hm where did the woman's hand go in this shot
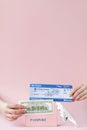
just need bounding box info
[70,84,87,101]
[0,100,26,121]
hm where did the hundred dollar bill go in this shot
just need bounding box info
[18,100,54,114]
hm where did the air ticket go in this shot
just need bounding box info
[29,84,73,102]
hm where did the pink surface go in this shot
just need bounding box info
[0,0,87,128]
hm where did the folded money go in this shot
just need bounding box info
[18,100,54,114]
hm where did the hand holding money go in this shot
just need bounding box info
[0,100,26,121]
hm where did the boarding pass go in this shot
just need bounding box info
[29,84,73,102]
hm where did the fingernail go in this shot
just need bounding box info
[73,98,77,101]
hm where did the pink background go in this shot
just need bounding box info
[0,0,87,128]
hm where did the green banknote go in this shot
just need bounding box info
[19,100,53,114]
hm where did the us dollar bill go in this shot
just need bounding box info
[18,100,54,114]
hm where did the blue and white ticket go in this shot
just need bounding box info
[29,84,73,102]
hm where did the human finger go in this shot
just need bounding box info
[72,86,85,100]
[78,94,87,101]
[70,84,83,97]
[5,108,26,115]
[5,113,23,120]
[74,90,87,101]
[7,104,25,109]
[70,87,80,97]
[6,116,18,121]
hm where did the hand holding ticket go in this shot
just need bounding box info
[29,84,73,102]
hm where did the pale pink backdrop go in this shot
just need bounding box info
[0,0,87,128]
